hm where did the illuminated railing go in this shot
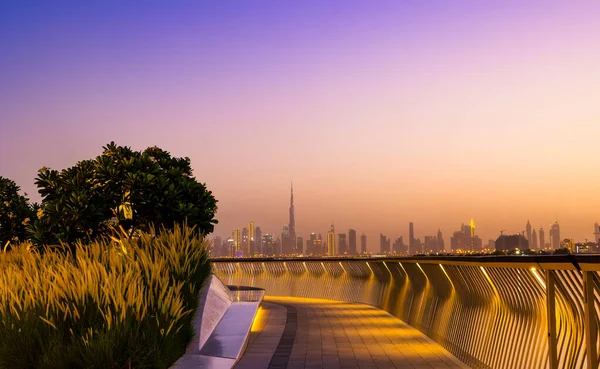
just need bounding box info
[212,256,600,369]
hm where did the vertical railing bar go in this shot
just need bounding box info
[584,271,598,369]
[546,269,558,369]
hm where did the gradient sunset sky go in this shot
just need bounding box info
[1,1,600,249]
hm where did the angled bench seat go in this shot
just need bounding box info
[171,275,263,369]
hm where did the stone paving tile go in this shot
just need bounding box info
[236,297,468,369]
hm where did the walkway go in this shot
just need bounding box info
[235,297,467,369]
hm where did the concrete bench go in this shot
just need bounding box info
[170,275,264,369]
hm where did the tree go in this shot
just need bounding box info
[29,142,218,246]
[0,177,35,247]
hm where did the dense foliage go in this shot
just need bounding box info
[0,177,36,247]
[28,142,217,246]
[0,224,212,369]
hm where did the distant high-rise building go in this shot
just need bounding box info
[248,221,255,255]
[526,221,532,243]
[288,182,296,250]
[594,223,600,244]
[212,236,222,257]
[233,229,241,255]
[360,234,367,254]
[539,228,545,250]
[486,239,495,250]
[226,238,235,257]
[437,229,445,252]
[392,236,405,255]
[495,234,529,252]
[338,233,347,255]
[296,237,304,254]
[380,234,391,254]
[263,234,275,255]
[241,227,249,255]
[327,224,335,256]
[255,226,262,255]
[450,220,482,252]
[550,221,561,249]
[348,229,357,255]
[282,225,294,255]
[531,229,538,250]
[409,222,417,255]
[307,232,322,255]
[424,236,437,254]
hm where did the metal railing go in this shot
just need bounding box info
[212,255,600,369]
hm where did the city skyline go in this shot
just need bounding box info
[214,186,598,255]
[2,2,600,245]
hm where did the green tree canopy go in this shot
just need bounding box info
[0,177,35,247]
[28,142,217,246]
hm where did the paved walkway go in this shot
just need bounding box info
[235,297,467,369]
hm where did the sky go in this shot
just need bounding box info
[1,1,600,249]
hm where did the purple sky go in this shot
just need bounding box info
[2,1,600,249]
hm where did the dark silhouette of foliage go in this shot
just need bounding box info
[29,142,217,246]
[0,177,36,248]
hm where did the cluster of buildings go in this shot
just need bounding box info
[210,185,368,257]
[494,221,600,253]
[210,185,600,257]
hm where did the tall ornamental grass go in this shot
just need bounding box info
[0,224,211,369]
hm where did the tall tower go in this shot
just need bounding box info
[360,234,367,254]
[233,228,241,256]
[255,226,262,255]
[437,229,445,252]
[327,224,335,256]
[594,223,600,244]
[248,221,255,255]
[539,227,545,250]
[526,221,532,243]
[289,182,296,246]
[409,222,415,254]
[550,221,560,249]
[469,219,476,238]
[348,229,357,255]
[531,229,538,250]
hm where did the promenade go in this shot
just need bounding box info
[235,297,467,369]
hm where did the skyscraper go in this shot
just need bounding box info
[409,222,416,255]
[282,225,293,255]
[212,236,222,257]
[289,183,296,245]
[392,236,405,255]
[282,183,297,255]
[263,234,275,255]
[255,226,262,255]
[360,234,367,254]
[437,229,445,252]
[338,233,347,255]
[531,229,538,250]
[594,223,600,244]
[450,220,482,252]
[233,228,241,256]
[348,229,357,255]
[296,237,304,254]
[380,233,390,254]
[550,221,560,249]
[539,227,546,250]
[248,221,255,255]
[526,221,532,243]
[241,227,248,255]
[327,224,336,256]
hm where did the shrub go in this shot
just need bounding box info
[0,224,211,369]
[0,176,36,247]
[29,142,217,246]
